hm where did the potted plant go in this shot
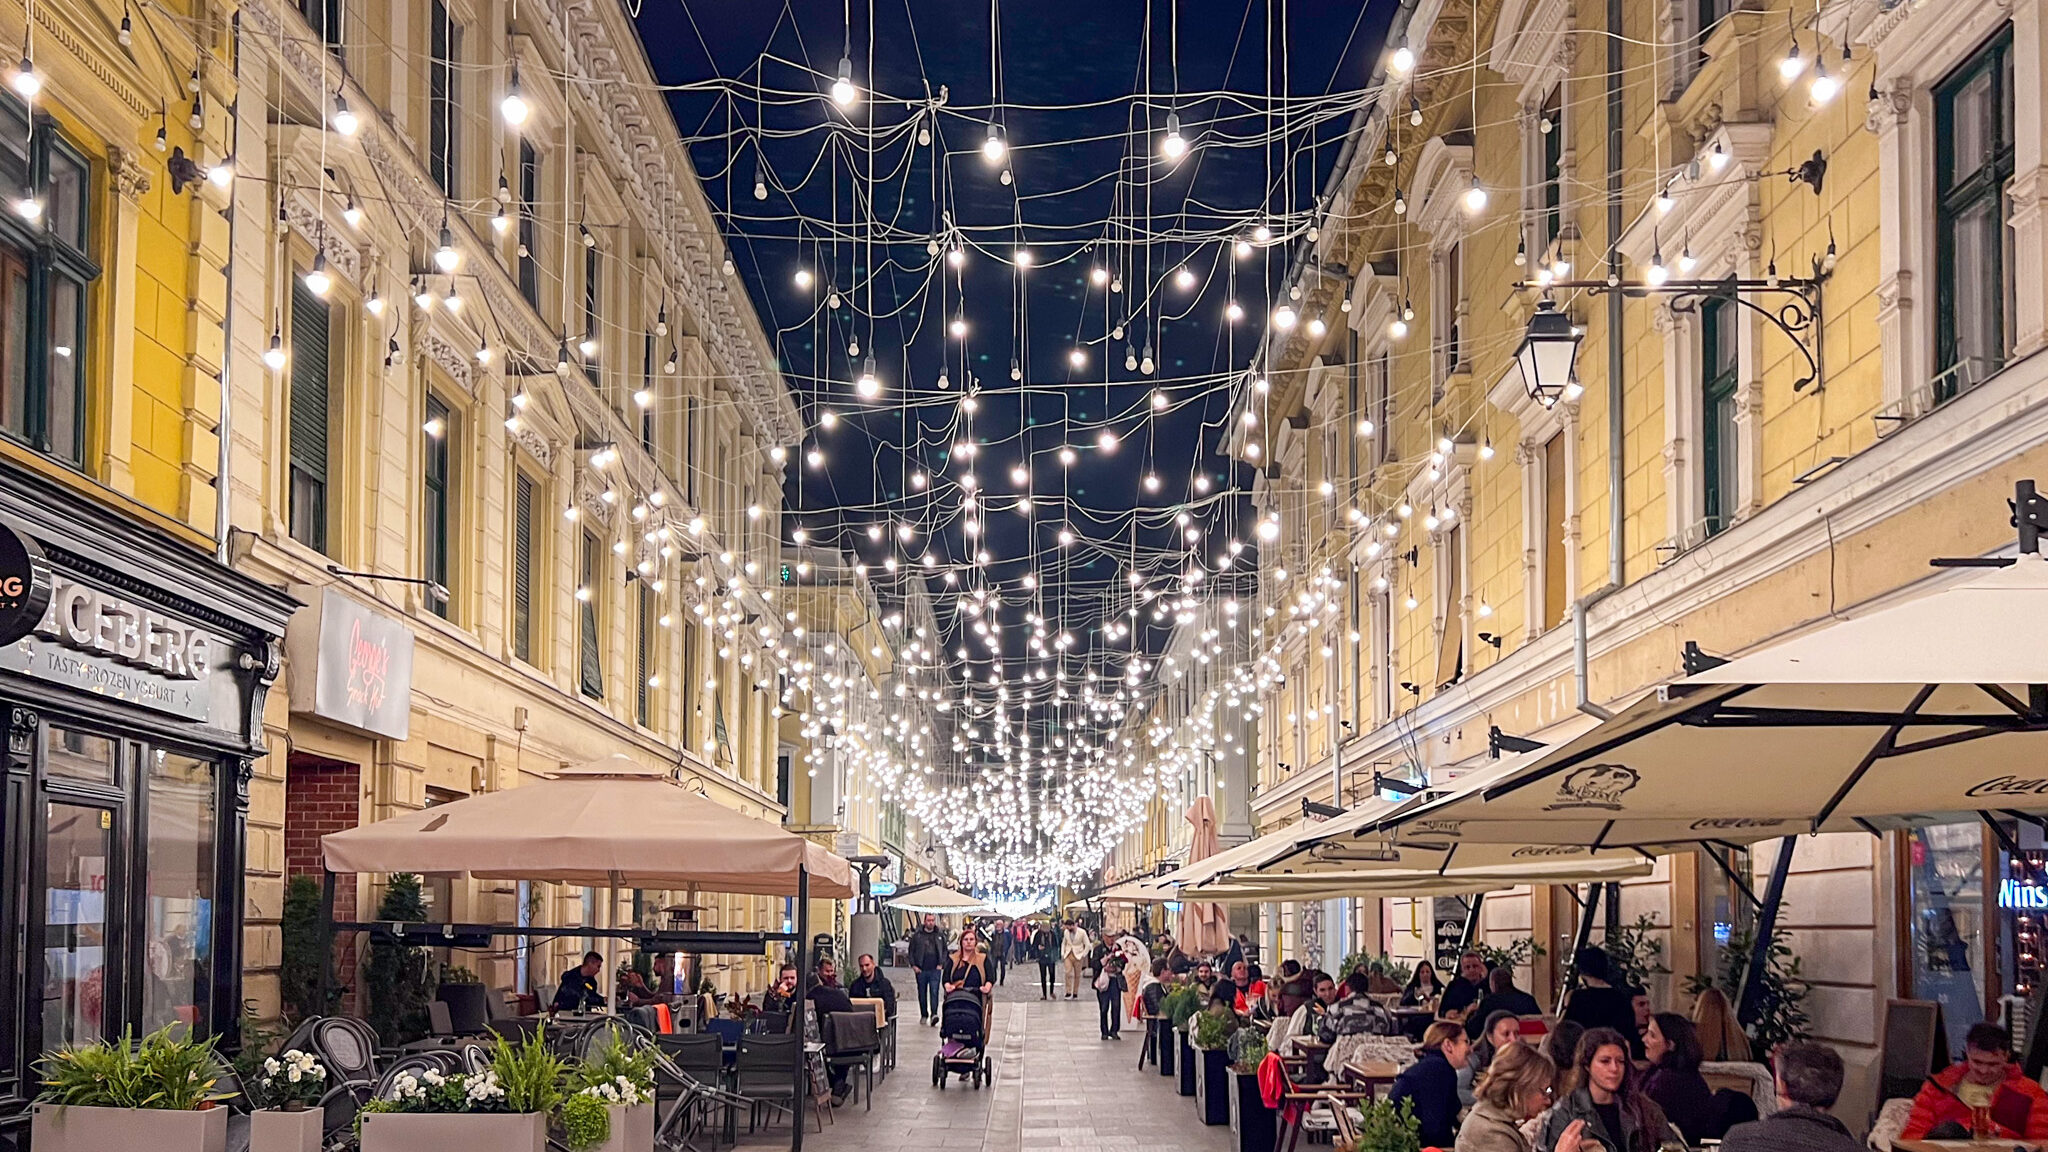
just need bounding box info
[569,1042,657,1152]
[1343,1097,1420,1152]
[1192,1011,1236,1125]
[32,1026,232,1152]
[1165,985,1200,1096]
[358,1033,611,1152]
[248,1048,329,1152]
[1227,1031,1274,1152]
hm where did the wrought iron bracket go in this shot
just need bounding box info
[1521,263,1830,392]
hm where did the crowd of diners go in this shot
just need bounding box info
[1115,932,2048,1152]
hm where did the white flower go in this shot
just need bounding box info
[287,1068,302,1083]
[421,1069,445,1087]
[263,1057,281,1076]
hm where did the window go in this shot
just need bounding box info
[1934,28,2014,399]
[427,0,460,194]
[511,470,537,663]
[1539,86,1564,250]
[287,277,334,553]
[578,531,604,699]
[582,241,600,363]
[518,140,540,308]
[0,103,95,467]
[1434,525,1464,689]
[1905,823,1990,1041]
[1696,0,1731,58]
[1438,242,1464,376]
[1369,348,1393,467]
[300,0,341,47]
[141,750,215,1034]
[1700,296,1739,535]
[635,581,653,727]
[1542,433,1568,629]
[1346,329,1361,483]
[422,394,451,617]
[640,330,655,447]
[684,395,700,507]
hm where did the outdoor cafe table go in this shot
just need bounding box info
[1340,1060,1403,1100]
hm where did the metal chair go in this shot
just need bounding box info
[648,1042,751,1152]
[822,1012,879,1110]
[731,1034,817,1135]
[458,1042,492,1076]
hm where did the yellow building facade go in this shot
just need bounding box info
[1228,0,2048,1114]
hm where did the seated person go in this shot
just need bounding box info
[1643,1011,1722,1143]
[1390,1020,1470,1150]
[760,964,799,1014]
[1468,966,1542,1039]
[551,951,605,1015]
[847,952,898,1020]
[807,957,859,1104]
[1900,1021,2048,1142]
[619,967,663,1010]
[1319,970,1398,1042]
[1720,1041,1862,1152]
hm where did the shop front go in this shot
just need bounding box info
[0,469,293,1135]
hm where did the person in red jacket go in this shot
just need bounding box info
[1900,1022,2048,1142]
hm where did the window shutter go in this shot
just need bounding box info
[288,280,330,482]
[512,472,534,662]
[635,583,651,725]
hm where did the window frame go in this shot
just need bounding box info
[421,393,452,617]
[635,580,654,728]
[286,275,335,554]
[510,467,541,664]
[0,107,98,469]
[1700,295,1740,536]
[427,0,462,196]
[1932,26,2015,401]
[517,139,541,309]
[578,530,605,699]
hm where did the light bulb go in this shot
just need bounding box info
[1389,39,1414,74]
[579,334,598,357]
[1014,247,1033,268]
[794,267,814,290]
[1479,438,1495,460]
[1059,446,1077,466]
[1708,141,1729,172]
[477,341,494,366]
[1810,58,1839,103]
[491,204,509,234]
[982,122,1006,163]
[1151,389,1168,410]
[303,255,331,298]
[422,416,445,438]
[1096,429,1118,453]
[1646,251,1670,287]
[753,173,768,200]
[1656,184,1675,214]
[1462,176,1488,214]
[501,66,530,126]
[856,357,881,399]
[332,93,358,136]
[343,199,364,229]
[1273,305,1298,330]
[1068,347,1086,367]
[414,284,436,311]
[1090,265,1109,286]
[9,57,39,100]
[1678,245,1696,274]
[263,328,286,371]
[1174,266,1196,290]
[947,245,965,268]
[1225,300,1244,322]
[1779,40,1805,81]
[950,314,967,338]
[1139,346,1155,375]
[1357,418,1375,436]
[1143,473,1160,492]
[1388,316,1408,340]
[1161,112,1187,160]
[1307,317,1327,337]
[830,56,858,107]
[365,289,384,316]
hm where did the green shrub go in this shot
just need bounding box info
[1349,1097,1421,1152]
[489,1032,565,1117]
[37,1026,230,1110]
[365,874,434,1045]
[1229,1029,1269,1074]
[279,875,336,1024]
[559,1091,611,1151]
[1164,985,1202,1031]
[1192,1008,1237,1050]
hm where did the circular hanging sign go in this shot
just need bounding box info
[0,520,52,646]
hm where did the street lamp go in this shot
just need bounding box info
[1515,297,1581,408]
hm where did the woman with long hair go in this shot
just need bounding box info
[1404,961,1445,1007]
[1390,1020,1471,1149]
[1459,1043,1589,1152]
[946,925,991,1037]
[1690,987,1752,1063]
[1535,1026,1671,1152]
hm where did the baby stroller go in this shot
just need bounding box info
[931,988,993,1089]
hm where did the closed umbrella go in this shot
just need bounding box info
[1179,796,1230,955]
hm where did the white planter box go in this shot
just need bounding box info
[31,1103,228,1152]
[250,1107,324,1152]
[358,1111,547,1152]
[594,1102,654,1152]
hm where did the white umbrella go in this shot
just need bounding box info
[1354,554,2048,851]
[886,886,994,914]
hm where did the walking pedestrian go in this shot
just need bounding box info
[906,912,948,1026]
[989,921,1010,985]
[1096,955,1128,1040]
[1061,918,1090,999]
[1031,920,1058,999]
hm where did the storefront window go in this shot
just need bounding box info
[141,749,214,1033]
[46,727,113,783]
[43,799,111,1049]
[1908,823,1989,1041]
[1699,846,1755,952]
[1991,822,2048,1053]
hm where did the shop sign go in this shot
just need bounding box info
[285,587,414,740]
[870,881,897,897]
[1432,895,1471,971]
[0,573,219,720]
[2001,876,2048,911]
[0,518,51,644]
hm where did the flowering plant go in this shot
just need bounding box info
[569,1043,655,1107]
[252,1048,327,1110]
[367,1066,508,1115]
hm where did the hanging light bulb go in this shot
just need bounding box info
[365,286,384,316]
[1097,428,1119,453]
[1462,174,1488,214]
[413,280,436,311]
[207,156,234,189]
[1151,389,1168,410]
[476,339,494,366]
[1656,182,1675,213]
[331,91,358,136]
[9,55,40,100]
[936,367,952,389]
[948,244,965,268]
[1272,305,1298,330]
[830,56,858,107]
[1014,247,1033,268]
[950,313,967,338]
[343,197,364,229]
[1009,357,1023,380]
[501,63,530,126]
[1089,265,1109,286]
[303,251,332,297]
[1384,143,1398,166]
[1388,314,1408,340]
[1708,140,1730,172]
[118,10,132,45]
[794,267,814,290]
[1225,300,1244,322]
[1139,344,1155,375]
[1307,317,1327,338]
[1779,37,1806,81]
[1160,111,1187,160]
[1393,188,1408,215]
[1678,241,1697,274]
[856,356,881,399]
[1479,437,1495,460]
[982,122,1007,163]
[1389,37,1415,74]
[1174,266,1196,290]
[579,331,598,357]
[1646,242,1670,287]
[752,167,768,200]
[1809,55,1839,103]
[1409,96,1424,127]
[263,324,287,371]
[1068,347,1086,368]
[1143,473,1161,492]
[434,219,460,271]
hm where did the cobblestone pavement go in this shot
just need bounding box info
[739,964,1237,1152]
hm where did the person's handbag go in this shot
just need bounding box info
[1094,969,1111,992]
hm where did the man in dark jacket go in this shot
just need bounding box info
[1030,921,1058,999]
[847,952,897,1020]
[1720,1041,1863,1152]
[905,914,948,1025]
[1467,966,1544,1038]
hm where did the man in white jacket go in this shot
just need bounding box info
[1061,919,1090,1000]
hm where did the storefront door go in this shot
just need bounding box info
[38,795,122,1052]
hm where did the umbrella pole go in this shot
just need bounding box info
[1458,893,1486,949]
[792,867,809,1152]
[317,869,337,1014]
[1738,837,1797,1028]
[1562,885,1598,998]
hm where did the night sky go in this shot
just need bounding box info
[635,0,1393,750]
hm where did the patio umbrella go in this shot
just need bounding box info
[885,886,994,914]
[321,754,854,897]
[1179,796,1230,955]
[1172,861,1653,902]
[1097,878,1170,903]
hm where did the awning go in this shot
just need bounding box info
[1354,555,2048,850]
[885,886,994,914]
[321,754,854,898]
[1098,878,1171,903]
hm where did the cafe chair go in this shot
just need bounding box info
[823,1012,881,1110]
[732,1033,819,1135]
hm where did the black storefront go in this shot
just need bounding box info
[0,467,293,1140]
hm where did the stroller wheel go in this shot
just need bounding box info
[971,1065,982,1089]
[932,1054,945,1087]
[983,1056,993,1082]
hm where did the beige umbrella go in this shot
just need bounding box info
[885,886,993,914]
[321,754,854,897]
[1097,878,1171,903]
[1350,555,2048,851]
[1179,796,1230,954]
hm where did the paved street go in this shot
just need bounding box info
[751,968,1236,1152]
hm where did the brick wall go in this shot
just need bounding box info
[285,755,361,1014]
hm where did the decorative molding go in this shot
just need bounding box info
[509,423,556,470]
[9,707,38,758]
[283,193,364,286]
[419,327,477,396]
[107,146,151,202]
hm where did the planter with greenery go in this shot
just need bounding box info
[1684,922,1811,1051]
[1229,1065,1276,1152]
[1192,1013,1234,1126]
[570,1041,657,1152]
[1176,1027,1197,1097]
[247,1048,329,1152]
[279,876,340,1024]
[365,873,435,1046]
[1153,1013,1177,1078]
[358,1033,610,1152]
[32,1026,232,1152]
[1342,1097,1421,1152]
